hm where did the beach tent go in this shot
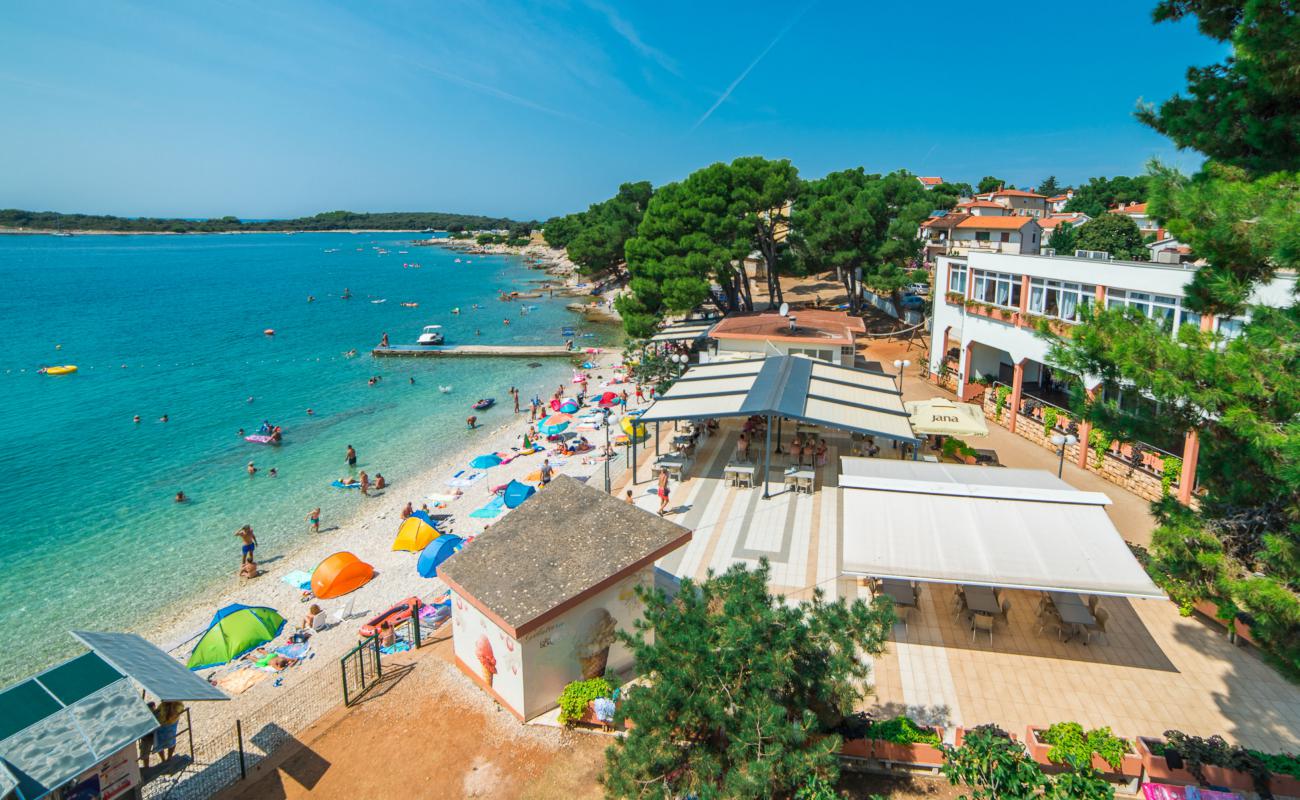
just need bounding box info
[621,411,647,440]
[503,479,536,509]
[187,604,286,670]
[393,511,439,552]
[417,534,465,578]
[559,400,579,414]
[905,398,989,438]
[470,453,503,469]
[536,413,573,435]
[311,551,375,599]
[596,391,620,407]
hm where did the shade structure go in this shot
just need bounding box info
[837,458,1165,599]
[188,604,286,670]
[71,631,229,701]
[637,355,919,444]
[393,511,439,552]
[417,534,465,578]
[312,551,375,599]
[905,397,989,437]
[503,479,536,509]
[648,319,714,344]
[470,453,503,469]
[536,413,573,435]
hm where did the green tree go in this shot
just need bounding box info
[938,181,974,197]
[602,561,895,799]
[730,156,801,308]
[1046,0,1300,677]
[542,213,585,249]
[1047,220,1079,255]
[941,726,1046,800]
[1062,175,1150,217]
[565,181,653,275]
[1037,175,1063,196]
[1071,214,1149,260]
[977,176,1004,193]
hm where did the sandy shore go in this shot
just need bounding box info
[148,288,631,737]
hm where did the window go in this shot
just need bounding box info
[1217,317,1245,340]
[1108,289,1194,336]
[971,270,1021,309]
[789,347,831,361]
[975,231,990,242]
[1028,278,1096,322]
[999,232,1011,243]
[948,263,967,295]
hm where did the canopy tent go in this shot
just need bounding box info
[417,534,465,578]
[837,458,1165,599]
[647,319,715,345]
[0,652,160,800]
[393,511,439,552]
[905,397,989,438]
[188,604,286,670]
[71,631,229,701]
[311,551,375,599]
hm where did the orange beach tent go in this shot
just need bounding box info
[311,551,374,599]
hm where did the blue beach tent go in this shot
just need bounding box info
[503,479,536,509]
[417,534,465,578]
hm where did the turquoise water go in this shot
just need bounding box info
[0,234,607,684]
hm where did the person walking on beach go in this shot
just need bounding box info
[307,507,320,532]
[359,471,370,496]
[235,525,256,564]
[511,387,520,413]
[635,384,645,404]
[657,471,671,516]
[345,445,357,468]
[540,459,553,486]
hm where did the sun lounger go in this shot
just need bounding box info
[445,470,485,488]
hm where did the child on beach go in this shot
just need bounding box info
[359,471,370,496]
[307,508,320,532]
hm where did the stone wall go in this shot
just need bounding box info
[979,392,1170,503]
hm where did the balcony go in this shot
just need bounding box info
[949,240,1021,255]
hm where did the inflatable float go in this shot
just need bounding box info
[358,596,422,639]
[263,329,275,336]
[472,398,495,410]
[39,365,78,375]
[245,434,276,445]
[331,479,362,489]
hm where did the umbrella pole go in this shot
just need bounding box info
[763,413,772,499]
[632,427,638,485]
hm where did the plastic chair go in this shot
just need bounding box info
[1036,606,1065,640]
[1087,595,1101,615]
[971,613,994,644]
[330,595,358,626]
[995,598,1012,627]
[1086,608,1109,645]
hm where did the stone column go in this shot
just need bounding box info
[1007,360,1025,433]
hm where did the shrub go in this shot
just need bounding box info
[1160,730,1270,790]
[1088,427,1111,467]
[557,676,613,725]
[1249,749,1300,779]
[1040,722,1130,771]
[1043,407,1059,436]
[994,385,1011,417]
[865,715,941,746]
[942,438,977,461]
[1161,455,1182,496]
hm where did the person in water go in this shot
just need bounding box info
[133,415,141,424]
[346,445,357,468]
[307,507,320,532]
[270,427,282,444]
[238,428,245,437]
[467,415,478,429]
[359,471,370,496]
[235,525,256,564]
[268,467,278,478]
[175,491,187,503]
[160,414,169,423]
[247,461,258,476]
[374,473,386,490]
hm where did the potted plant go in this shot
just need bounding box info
[557,676,614,727]
[866,715,945,766]
[946,291,965,305]
[1138,731,1263,792]
[1025,723,1141,778]
[1250,749,1300,796]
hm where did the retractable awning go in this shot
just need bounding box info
[71,631,229,702]
[638,355,919,444]
[648,320,716,344]
[838,458,1165,599]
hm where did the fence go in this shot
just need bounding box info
[860,287,925,326]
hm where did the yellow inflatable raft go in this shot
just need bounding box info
[42,365,78,375]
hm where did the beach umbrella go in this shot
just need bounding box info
[596,391,620,407]
[536,413,573,435]
[559,400,579,414]
[416,534,465,578]
[187,604,286,670]
[393,511,439,552]
[904,398,990,437]
[503,479,536,509]
[470,453,503,469]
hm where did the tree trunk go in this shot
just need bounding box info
[736,265,754,312]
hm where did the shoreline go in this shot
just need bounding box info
[0,228,446,236]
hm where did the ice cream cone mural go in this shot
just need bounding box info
[576,608,617,680]
[476,634,497,686]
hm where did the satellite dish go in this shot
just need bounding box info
[779,302,790,317]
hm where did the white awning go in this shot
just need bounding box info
[838,458,1165,599]
[648,321,716,344]
[905,398,989,437]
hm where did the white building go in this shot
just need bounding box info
[1109,202,1162,236]
[948,216,1043,256]
[928,250,1294,503]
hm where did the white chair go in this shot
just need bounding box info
[330,595,359,626]
[1086,608,1110,645]
[971,614,994,644]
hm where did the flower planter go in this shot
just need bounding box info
[840,738,872,759]
[1136,737,1257,791]
[873,733,946,767]
[1269,771,1300,798]
[1024,727,1141,778]
[954,727,1018,749]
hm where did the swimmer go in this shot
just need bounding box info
[307,295,315,303]
[133,415,142,424]
[268,467,278,478]
[238,428,245,437]
[159,414,169,423]
[503,318,510,326]
[175,491,188,503]
[409,376,415,385]
[247,461,258,476]
[306,408,314,415]
[247,396,254,404]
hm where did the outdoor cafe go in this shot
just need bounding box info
[634,355,923,497]
[838,458,1165,645]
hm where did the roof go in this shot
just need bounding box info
[921,214,968,230]
[838,459,1165,599]
[1048,194,1071,203]
[1109,202,1149,215]
[0,652,159,799]
[637,355,919,443]
[992,189,1047,199]
[648,319,716,344]
[955,216,1038,230]
[708,309,865,347]
[956,200,1005,210]
[70,631,229,702]
[1038,214,1087,229]
[437,475,691,636]
[917,176,944,186]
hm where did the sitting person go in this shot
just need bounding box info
[401,502,413,519]
[301,604,323,630]
[378,620,397,648]
[239,560,260,579]
[374,473,386,490]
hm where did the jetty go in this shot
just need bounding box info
[372,345,577,358]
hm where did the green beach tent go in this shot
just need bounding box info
[187,603,286,670]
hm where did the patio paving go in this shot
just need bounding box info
[611,412,1300,752]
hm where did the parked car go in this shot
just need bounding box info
[906,282,930,296]
[899,295,927,310]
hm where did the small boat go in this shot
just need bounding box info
[417,325,445,346]
[400,302,419,308]
[473,398,495,411]
[439,386,453,394]
[371,299,386,304]
[263,329,275,336]
[40,365,78,375]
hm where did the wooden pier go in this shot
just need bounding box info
[372,345,578,358]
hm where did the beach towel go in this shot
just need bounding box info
[424,493,460,506]
[380,640,412,655]
[214,668,270,695]
[152,722,178,753]
[445,470,484,488]
[469,495,506,519]
[274,642,312,660]
[281,570,313,591]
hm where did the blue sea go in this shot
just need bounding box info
[0,233,610,684]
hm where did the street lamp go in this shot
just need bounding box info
[892,359,911,390]
[1050,433,1078,478]
[600,407,613,493]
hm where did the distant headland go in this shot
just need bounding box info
[0,208,539,235]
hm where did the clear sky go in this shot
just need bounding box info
[0,1,1224,221]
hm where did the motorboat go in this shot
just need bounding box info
[417,325,445,345]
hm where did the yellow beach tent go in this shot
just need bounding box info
[392,512,439,552]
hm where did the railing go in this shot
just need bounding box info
[949,240,1020,254]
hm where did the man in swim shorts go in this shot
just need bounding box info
[235,525,256,564]
[345,445,357,468]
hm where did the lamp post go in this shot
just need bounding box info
[1050,433,1078,478]
[892,359,911,390]
[601,407,612,493]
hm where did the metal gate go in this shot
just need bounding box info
[340,634,382,706]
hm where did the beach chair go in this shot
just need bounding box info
[330,595,359,626]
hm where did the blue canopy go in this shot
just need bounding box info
[410,509,440,530]
[470,453,502,469]
[503,479,536,509]
[417,534,465,578]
